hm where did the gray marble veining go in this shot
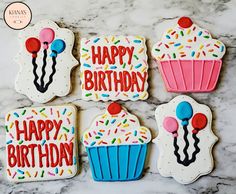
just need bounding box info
[0,0,236,193]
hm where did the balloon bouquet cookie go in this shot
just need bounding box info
[15,20,78,103]
[153,95,218,184]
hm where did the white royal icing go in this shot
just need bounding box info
[15,20,78,103]
[152,19,225,60]
[82,104,151,147]
[80,35,149,101]
[153,95,218,184]
[5,105,78,182]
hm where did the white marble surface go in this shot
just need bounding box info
[0,0,236,193]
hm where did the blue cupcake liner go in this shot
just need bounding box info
[86,144,148,181]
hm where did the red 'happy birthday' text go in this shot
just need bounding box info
[7,119,74,168]
[85,45,147,92]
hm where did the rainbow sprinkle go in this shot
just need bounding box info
[152,23,225,60]
[5,106,77,181]
[80,36,148,101]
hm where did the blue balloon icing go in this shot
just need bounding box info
[50,39,66,57]
[176,101,193,125]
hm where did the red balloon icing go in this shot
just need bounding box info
[107,102,122,115]
[192,113,207,131]
[178,17,193,28]
[25,37,41,57]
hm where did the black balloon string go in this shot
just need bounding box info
[182,125,190,162]
[32,57,42,92]
[31,48,57,93]
[43,56,57,91]
[172,126,201,166]
[40,48,47,87]
[189,133,200,164]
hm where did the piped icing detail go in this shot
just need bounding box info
[152,17,226,60]
[80,35,149,101]
[82,102,151,147]
[15,20,78,103]
[154,95,218,184]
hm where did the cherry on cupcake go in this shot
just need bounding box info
[178,17,193,28]
[107,102,122,115]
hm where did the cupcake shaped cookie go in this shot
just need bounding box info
[82,102,151,181]
[152,17,226,92]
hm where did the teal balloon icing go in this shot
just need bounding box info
[176,101,193,125]
[50,39,66,57]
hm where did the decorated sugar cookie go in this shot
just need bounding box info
[80,36,148,101]
[15,20,78,103]
[5,105,78,182]
[153,95,218,184]
[82,102,151,181]
[152,17,226,92]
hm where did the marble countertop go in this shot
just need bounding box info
[0,0,236,193]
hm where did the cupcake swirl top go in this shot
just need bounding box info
[152,17,226,61]
[82,103,151,147]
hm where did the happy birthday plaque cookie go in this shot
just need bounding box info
[15,20,78,103]
[5,105,78,182]
[80,36,148,101]
[153,95,218,184]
